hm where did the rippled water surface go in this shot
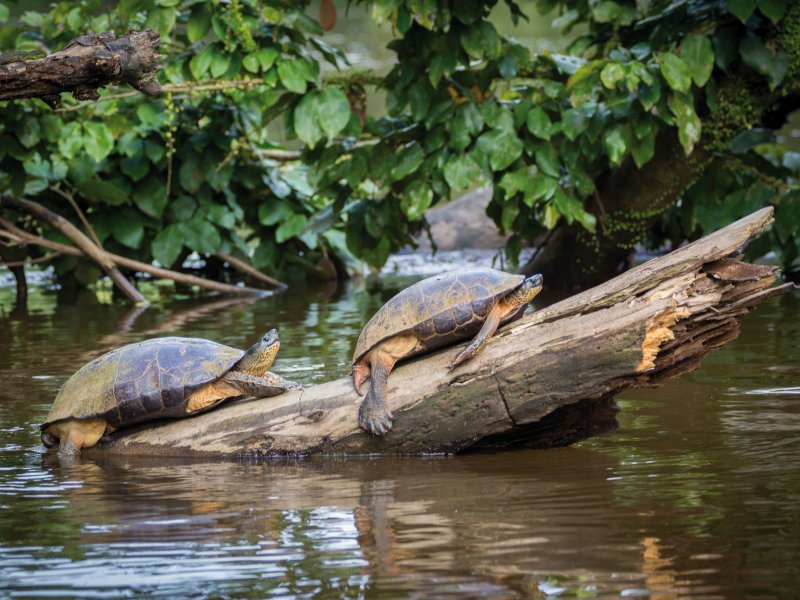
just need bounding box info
[0,273,798,598]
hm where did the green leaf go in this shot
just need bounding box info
[120,155,149,181]
[728,0,756,21]
[526,107,553,140]
[562,108,588,140]
[209,46,231,78]
[190,45,213,79]
[82,122,114,163]
[476,130,523,171]
[740,33,788,88]
[679,35,714,87]
[294,92,322,146]
[243,53,260,73]
[658,53,692,93]
[401,180,434,219]
[667,92,701,155]
[757,0,786,21]
[498,55,517,79]
[259,200,294,226]
[257,47,279,70]
[133,178,168,218]
[630,128,656,168]
[553,188,596,232]
[600,62,625,88]
[16,117,41,149]
[169,196,196,221]
[460,24,486,58]
[144,7,176,38]
[526,174,558,206]
[443,154,482,190]
[603,126,627,165]
[0,4,9,21]
[592,1,621,22]
[317,88,350,138]
[58,122,83,158]
[535,143,561,177]
[187,3,212,42]
[178,156,204,193]
[178,219,221,254]
[78,178,130,205]
[275,213,308,243]
[501,200,519,231]
[144,140,165,163]
[390,142,424,180]
[152,224,183,266]
[111,210,145,249]
[278,58,314,93]
[408,80,432,121]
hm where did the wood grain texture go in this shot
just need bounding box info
[92,208,793,459]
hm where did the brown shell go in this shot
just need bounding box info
[43,337,243,429]
[352,268,524,364]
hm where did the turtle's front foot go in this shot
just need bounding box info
[358,392,394,436]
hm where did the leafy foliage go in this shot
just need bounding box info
[0,0,798,292]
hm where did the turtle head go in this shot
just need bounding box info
[506,274,543,307]
[235,329,281,376]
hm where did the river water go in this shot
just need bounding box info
[0,268,798,598]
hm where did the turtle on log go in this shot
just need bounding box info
[352,268,543,435]
[41,329,300,455]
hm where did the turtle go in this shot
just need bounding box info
[41,329,300,455]
[352,268,543,435]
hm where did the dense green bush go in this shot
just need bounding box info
[0,0,798,291]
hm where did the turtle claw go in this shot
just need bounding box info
[358,399,394,436]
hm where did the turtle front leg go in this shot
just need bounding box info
[449,302,504,370]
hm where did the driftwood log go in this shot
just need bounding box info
[93,208,793,459]
[0,30,161,107]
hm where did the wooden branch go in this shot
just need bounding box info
[0,216,273,297]
[214,252,288,290]
[90,208,794,459]
[3,197,147,304]
[0,30,161,108]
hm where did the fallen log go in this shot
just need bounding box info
[0,30,161,107]
[93,208,794,459]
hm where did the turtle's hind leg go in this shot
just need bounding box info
[358,335,416,436]
[352,360,371,395]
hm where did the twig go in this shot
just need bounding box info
[214,252,288,290]
[0,216,272,297]
[50,186,103,247]
[0,251,61,267]
[2,196,147,304]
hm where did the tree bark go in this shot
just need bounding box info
[0,30,161,108]
[87,208,794,459]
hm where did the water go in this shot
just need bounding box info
[0,272,798,598]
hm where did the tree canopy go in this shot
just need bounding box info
[0,0,798,295]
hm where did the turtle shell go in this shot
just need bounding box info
[42,337,244,429]
[352,268,525,364]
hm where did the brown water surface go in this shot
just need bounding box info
[0,276,798,598]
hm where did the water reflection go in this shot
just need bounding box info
[0,282,798,597]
